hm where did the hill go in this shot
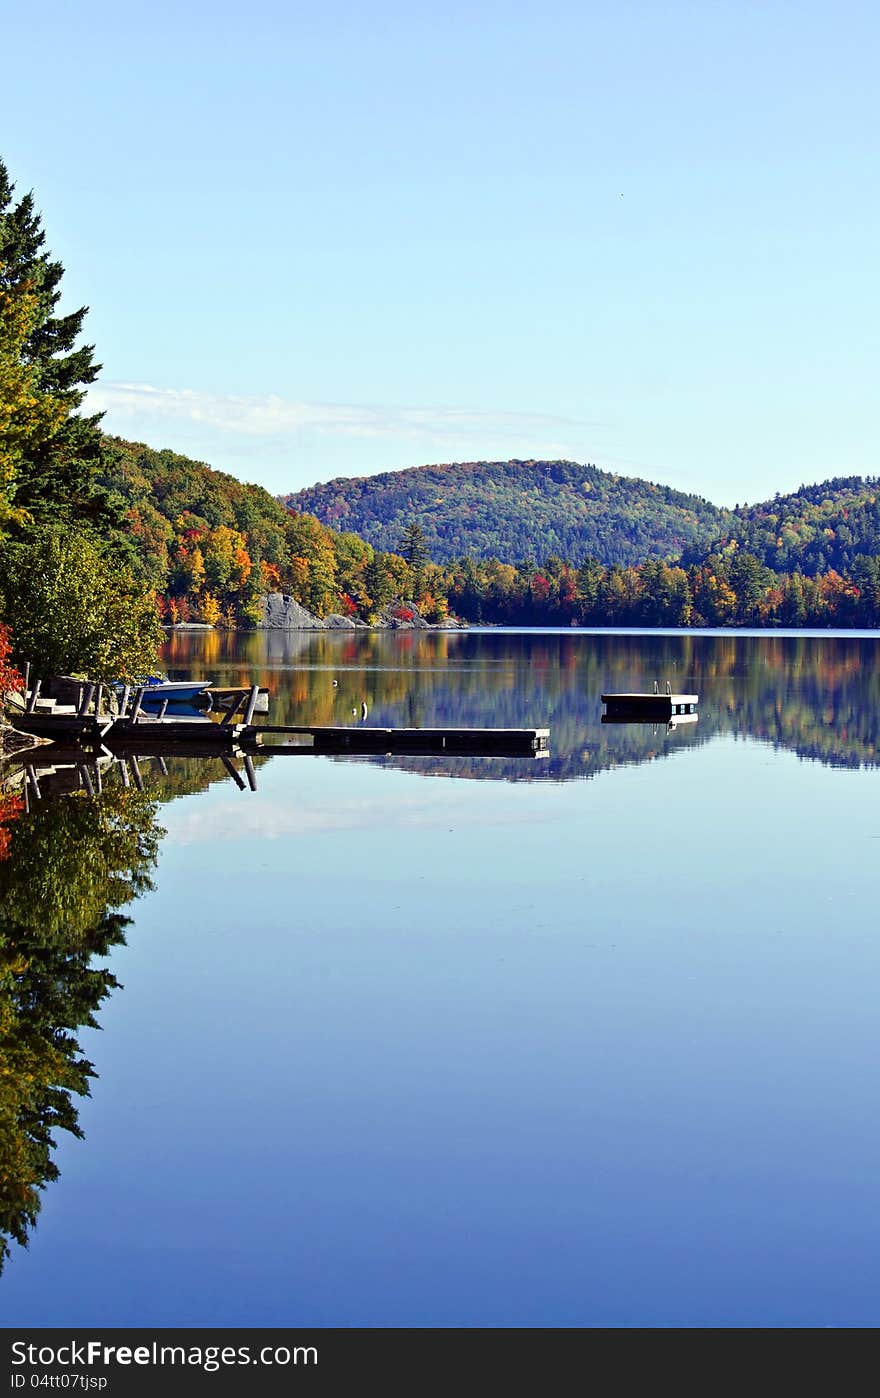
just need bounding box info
[283,459,730,567]
[92,441,880,631]
[705,476,880,576]
[97,437,420,623]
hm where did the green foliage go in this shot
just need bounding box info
[0,529,162,680]
[0,784,162,1269]
[285,459,730,567]
[0,159,120,534]
[692,477,880,577]
[0,275,66,529]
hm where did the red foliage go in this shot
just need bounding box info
[393,605,416,622]
[0,624,23,696]
[0,794,24,862]
[340,593,359,617]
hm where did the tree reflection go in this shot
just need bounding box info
[0,785,162,1270]
[166,629,880,781]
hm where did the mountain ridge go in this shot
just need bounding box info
[284,457,732,568]
[284,458,880,576]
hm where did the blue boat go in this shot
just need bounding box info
[115,677,214,710]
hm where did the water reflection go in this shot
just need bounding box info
[0,754,263,1271]
[165,628,880,779]
[1,629,878,1269]
[0,782,159,1269]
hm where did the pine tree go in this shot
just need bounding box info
[401,522,428,602]
[0,158,121,531]
[401,522,428,571]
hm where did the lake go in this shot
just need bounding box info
[1,628,879,1326]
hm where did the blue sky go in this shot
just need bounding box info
[3,0,878,504]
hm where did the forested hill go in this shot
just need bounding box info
[95,436,448,623]
[283,460,729,567]
[700,476,880,576]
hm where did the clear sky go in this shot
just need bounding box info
[3,0,877,504]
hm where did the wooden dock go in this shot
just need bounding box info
[10,682,550,760]
[252,725,550,756]
[200,686,270,713]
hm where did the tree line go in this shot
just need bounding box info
[440,548,880,628]
[2,149,879,696]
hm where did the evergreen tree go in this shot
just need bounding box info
[402,522,428,601]
[0,158,121,531]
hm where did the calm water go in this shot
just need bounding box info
[1,628,879,1326]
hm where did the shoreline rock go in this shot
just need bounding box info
[158,593,467,632]
[0,723,51,759]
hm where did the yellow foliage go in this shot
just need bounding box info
[200,591,222,627]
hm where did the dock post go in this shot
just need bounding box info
[221,690,246,726]
[220,754,247,790]
[243,685,260,726]
[130,688,144,724]
[130,757,145,791]
[26,678,41,714]
[243,754,257,791]
[120,684,131,717]
[158,698,169,720]
[78,683,94,717]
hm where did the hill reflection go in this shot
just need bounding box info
[0,627,877,1269]
[164,628,880,779]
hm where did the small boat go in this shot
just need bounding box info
[115,676,214,710]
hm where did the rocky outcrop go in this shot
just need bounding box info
[0,723,50,757]
[258,593,325,629]
[256,593,467,630]
[376,605,430,630]
[323,613,369,630]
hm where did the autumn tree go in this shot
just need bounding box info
[0,623,22,702]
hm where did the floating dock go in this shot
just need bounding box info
[601,691,698,721]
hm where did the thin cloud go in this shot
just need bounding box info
[165,787,555,846]
[86,380,597,447]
